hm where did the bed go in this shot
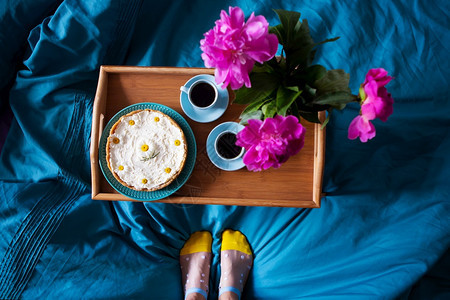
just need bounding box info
[0,0,449,299]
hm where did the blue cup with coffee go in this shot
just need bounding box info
[180,79,218,110]
[180,74,229,123]
[214,130,245,161]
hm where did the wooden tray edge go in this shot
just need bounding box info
[313,111,326,207]
[92,193,321,208]
[90,67,108,199]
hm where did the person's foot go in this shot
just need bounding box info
[180,231,212,300]
[218,229,253,300]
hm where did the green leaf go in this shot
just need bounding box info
[288,65,324,90]
[285,86,300,92]
[273,9,301,49]
[285,19,316,69]
[234,72,280,104]
[307,49,317,66]
[359,85,366,101]
[252,62,274,73]
[313,69,351,96]
[239,110,263,125]
[291,19,313,47]
[262,101,277,118]
[303,84,317,97]
[269,24,285,46]
[312,91,356,106]
[306,65,327,83]
[289,18,313,50]
[288,46,314,69]
[290,101,301,121]
[276,87,302,116]
[321,110,331,129]
[315,36,340,46]
[241,97,269,115]
[291,65,327,88]
[299,110,320,123]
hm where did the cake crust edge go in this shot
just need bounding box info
[105,109,188,192]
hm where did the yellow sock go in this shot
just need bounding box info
[180,231,212,256]
[221,229,252,256]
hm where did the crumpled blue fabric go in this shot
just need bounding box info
[0,0,449,299]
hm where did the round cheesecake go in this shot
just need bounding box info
[106,109,187,191]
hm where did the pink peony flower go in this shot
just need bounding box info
[347,115,376,143]
[348,68,394,142]
[236,115,305,171]
[200,6,278,90]
[361,68,394,122]
[363,68,393,87]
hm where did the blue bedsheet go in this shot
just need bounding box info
[0,0,449,299]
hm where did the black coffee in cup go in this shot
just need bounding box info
[190,82,216,108]
[216,132,243,159]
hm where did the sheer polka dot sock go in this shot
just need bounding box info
[180,231,212,300]
[218,230,253,300]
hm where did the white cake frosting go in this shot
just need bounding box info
[107,109,187,191]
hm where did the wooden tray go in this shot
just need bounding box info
[90,66,325,207]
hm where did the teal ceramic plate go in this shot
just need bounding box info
[99,103,197,201]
